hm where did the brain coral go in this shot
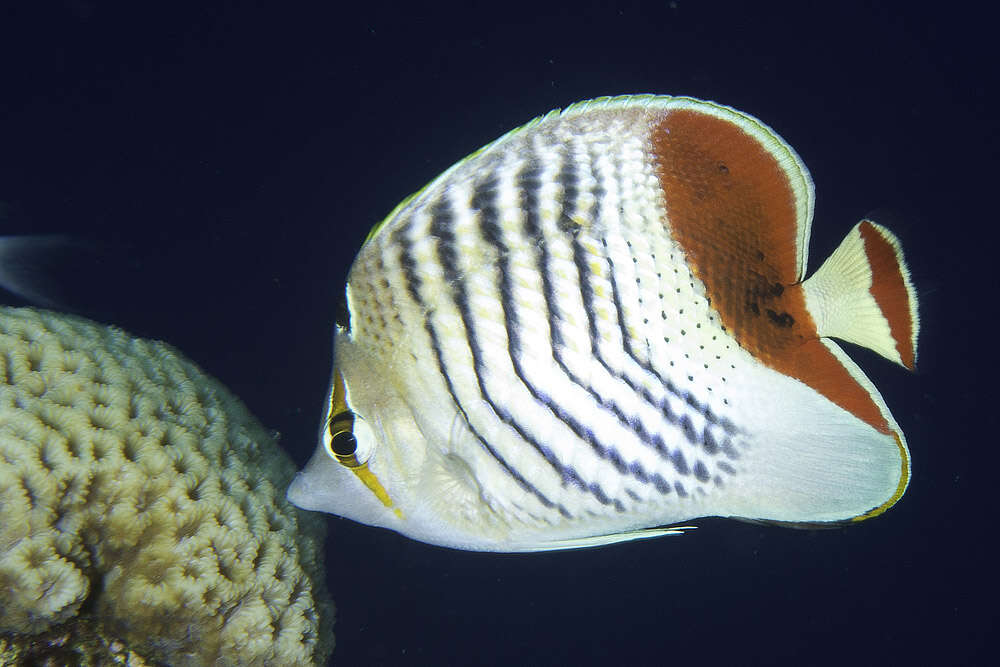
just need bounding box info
[0,306,333,666]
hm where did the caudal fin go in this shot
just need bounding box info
[802,220,919,370]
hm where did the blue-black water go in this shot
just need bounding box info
[0,3,990,665]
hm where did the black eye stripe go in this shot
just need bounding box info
[329,410,355,435]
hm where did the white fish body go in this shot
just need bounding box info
[287,95,918,552]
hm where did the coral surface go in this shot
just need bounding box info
[0,307,333,666]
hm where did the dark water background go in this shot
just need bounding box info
[1,3,992,664]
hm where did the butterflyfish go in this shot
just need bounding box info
[287,95,919,552]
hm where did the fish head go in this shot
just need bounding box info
[287,326,503,549]
[286,328,422,537]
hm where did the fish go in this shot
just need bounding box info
[0,233,133,312]
[0,234,85,309]
[286,95,919,552]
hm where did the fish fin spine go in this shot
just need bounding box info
[802,220,919,369]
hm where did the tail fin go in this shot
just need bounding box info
[802,220,919,369]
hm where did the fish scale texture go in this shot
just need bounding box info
[0,306,334,666]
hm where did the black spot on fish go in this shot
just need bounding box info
[766,309,795,328]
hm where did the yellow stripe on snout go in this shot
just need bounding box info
[350,462,404,520]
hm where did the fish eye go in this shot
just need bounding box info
[331,429,358,457]
[326,410,375,468]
